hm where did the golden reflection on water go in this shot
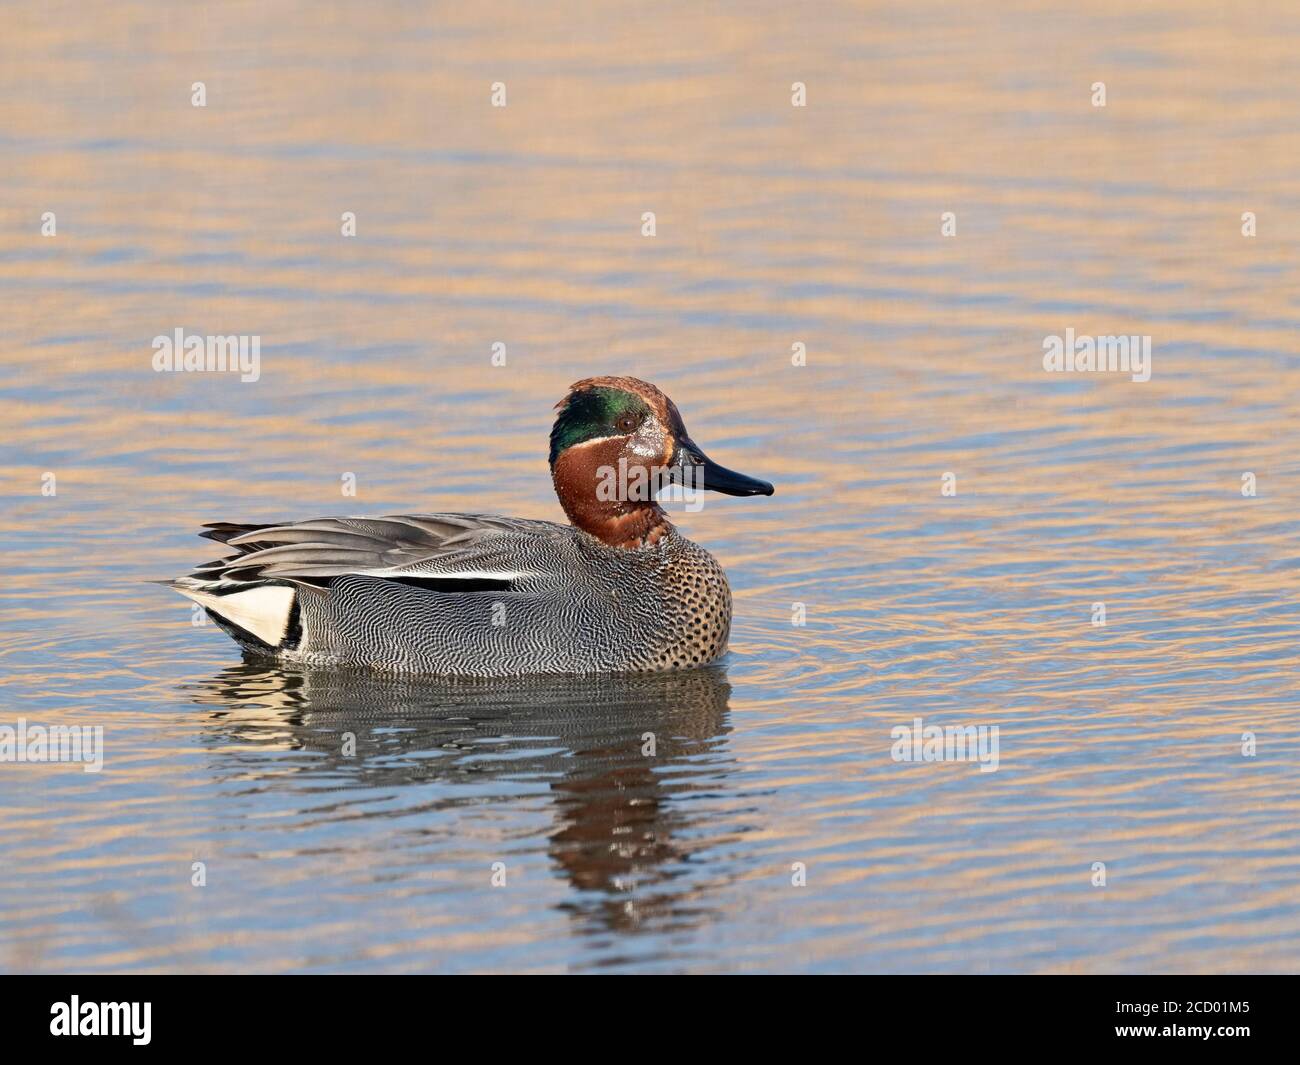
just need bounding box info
[195,663,737,939]
[1,0,1298,972]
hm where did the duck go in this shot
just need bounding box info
[168,376,774,676]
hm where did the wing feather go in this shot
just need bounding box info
[187,513,566,589]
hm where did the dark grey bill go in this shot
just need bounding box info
[672,434,774,496]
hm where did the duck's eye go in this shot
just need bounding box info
[615,413,640,433]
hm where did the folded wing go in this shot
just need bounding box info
[169,513,565,650]
[192,513,554,588]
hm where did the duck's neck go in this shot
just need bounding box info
[565,496,673,549]
[551,450,675,549]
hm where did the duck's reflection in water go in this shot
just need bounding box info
[188,660,737,936]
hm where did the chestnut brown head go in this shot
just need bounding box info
[549,376,772,548]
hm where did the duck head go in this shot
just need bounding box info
[549,375,774,549]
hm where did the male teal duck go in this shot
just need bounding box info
[169,376,774,675]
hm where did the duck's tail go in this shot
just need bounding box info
[165,575,297,651]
